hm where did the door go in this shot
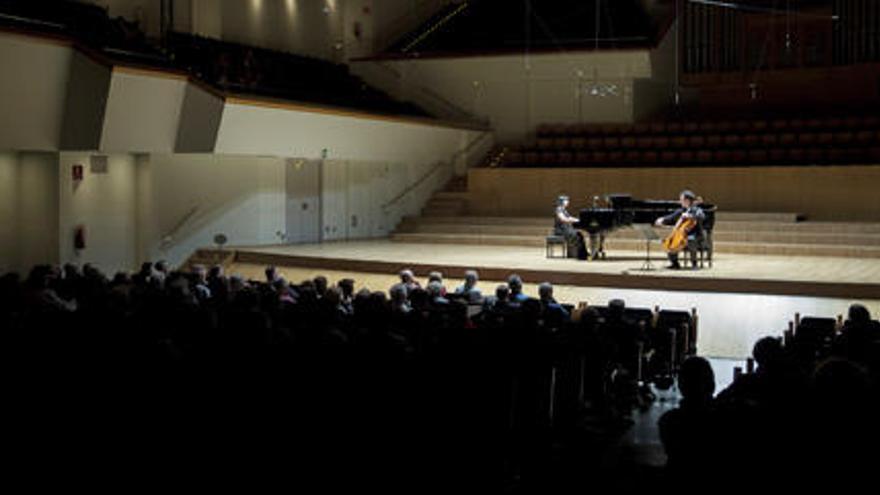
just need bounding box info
[285,158,321,244]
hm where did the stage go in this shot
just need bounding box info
[229,240,880,299]
[208,240,880,359]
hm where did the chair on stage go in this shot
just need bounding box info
[546,234,568,258]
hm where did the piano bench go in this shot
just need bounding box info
[546,235,568,258]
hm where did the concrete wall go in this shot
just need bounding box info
[0,152,60,274]
[0,34,72,151]
[354,49,653,142]
[100,69,188,153]
[58,153,138,274]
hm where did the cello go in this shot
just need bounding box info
[662,214,698,253]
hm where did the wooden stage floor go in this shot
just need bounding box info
[232,240,880,299]
[223,241,880,359]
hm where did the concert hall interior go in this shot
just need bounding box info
[2,0,879,490]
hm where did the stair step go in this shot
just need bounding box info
[716,212,802,223]
[395,223,880,246]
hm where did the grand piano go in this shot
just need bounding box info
[575,194,717,260]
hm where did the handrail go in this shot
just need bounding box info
[373,0,460,52]
[402,1,470,53]
[0,12,65,29]
[381,131,491,210]
[372,61,483,123]
[160,205,200,248]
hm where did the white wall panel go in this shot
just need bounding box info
[100,70,187,153]
[0,34,72,150]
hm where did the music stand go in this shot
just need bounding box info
[632,224,660,271]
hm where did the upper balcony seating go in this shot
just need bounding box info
[0,0,429,118]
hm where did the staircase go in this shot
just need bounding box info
[419,175,470,217]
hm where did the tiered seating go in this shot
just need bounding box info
[167,33,429,117]
[499,115,880,167]
[0,1,429,117]
[0,0,170,66]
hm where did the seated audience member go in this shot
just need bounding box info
[313,276,329,298]
[155,260,171,276]
[427,271,446,296]
[834,303,880,363]
[190,264,212,302]
[426,281,449,306]
[603,299,644,373]
[273,278,296,305]
[483,284,512,314]
[338,278,355,313]
[507,274,528,303]
[265,266,281,284]
[389,283,411,314]
[399,269,421,293]
[454,270,482,302]
[659,356,717,478]
[538,282,569,325]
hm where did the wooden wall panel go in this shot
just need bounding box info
[467,166,880,221]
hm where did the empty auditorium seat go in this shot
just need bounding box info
[705,135,723,147]
[679,150,696,163]
[806,148,826,163]
[650,122,667,134]
[621,136,637,149]
[537,138,553,149]
[730,150,747,163]
[788,148,807,163]
[642,151,659,163]
[667,122,683,134]
[799,133,818,146]
[779,133,797,146]
[696,150,713,163]
[855,130,875,145]
[761,134,777,147]
[571,137,586,149]
[742,134,761,147]
[724,135,742,147]
[688,136,706,148]
[624,151,641,163]
[770,119,788,131]
[660,151,678,163]
[557,151,574,166]
[748,150,769,163]
[833,132,854,146]
[636,136,654,149]
[817,132,834,146]
[671,136,689,149]
[524,151,540,166]
[633,123,652,134]
[574,151,592,165]
[604,137,621,149]
[769,148,788,163]
[508,151,526,166]
[653,136,670,149]
[683,122,699,134]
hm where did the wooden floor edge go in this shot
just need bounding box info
[230,250,880,300]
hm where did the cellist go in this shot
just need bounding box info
[654,190,705,269]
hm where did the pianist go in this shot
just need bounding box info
[554,195,588,260]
